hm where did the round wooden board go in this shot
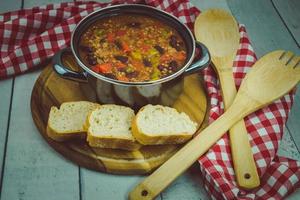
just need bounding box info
[30,54,208,175]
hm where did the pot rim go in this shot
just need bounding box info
[70,4,196,86]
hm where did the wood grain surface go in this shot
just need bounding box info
[30,54,208,175]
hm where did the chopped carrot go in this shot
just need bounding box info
[107,33,115,43]
[141,44,151,52]
[122,41,130,53]
[94,63,112,73]
[131,60,143,70]
[177,51,186,61]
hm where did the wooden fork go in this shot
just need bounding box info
[128,50,300,200]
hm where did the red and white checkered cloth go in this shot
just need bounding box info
[0,0,299,199]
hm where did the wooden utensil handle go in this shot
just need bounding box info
[128,101,247,200]
[219,72,260,188]
[230,120,260,188]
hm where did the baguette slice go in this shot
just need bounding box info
[47,101,99,141]
[132,104,198,145]
[86,105,141,150]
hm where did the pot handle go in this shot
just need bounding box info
[184,42,210,75]
[52,48,88,82]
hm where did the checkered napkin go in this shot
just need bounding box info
[0,0,299,199]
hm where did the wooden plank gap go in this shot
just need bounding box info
[286,126,300,154]
[271,0,300,47]
[79,167,82,200]
[0,78,15,200]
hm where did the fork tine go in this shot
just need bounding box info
[279,51,295,65]
[279,51,286,60]
[286,54,296,65]
[294,59,300,69]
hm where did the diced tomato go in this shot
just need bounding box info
[160,54,171,62]
[93,63,112,73]
[122,41,130,53]
[107,33,115,43]
[91,65,100,73]
[141,44,151,52]
[116,30,126,36]
[177,51,186,61]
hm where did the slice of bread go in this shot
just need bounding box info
[47,101,99,141]
[132,104,198,145]
[86,105,141,150]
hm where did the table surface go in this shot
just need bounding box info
[0,0,299,199]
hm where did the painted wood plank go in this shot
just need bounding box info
[81,170,147,200]
[0,71,80,200]
[0,79,13,184]
[190,0,230,12]
[24,0,73,8]
[286,88,300,152]
[0,0,22,13]
[1,0,82,199]
[227,0,300,57]
[287,189,300,200]
[272,0,300,47]
[0,0,22,194]
[278,127,300,161]
[161,163,209,200]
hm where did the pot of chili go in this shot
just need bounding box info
[53,4,210,108]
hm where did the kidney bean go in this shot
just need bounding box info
[100,38,106,43]
[169,35,183,51]
[118,67,127,72]
[80,45,93,53]
[105,73,116,79]
[87,57,97,65]
[154,45,165,54]
[114,55,128,63]
[143,58,152,67]
[168,60,178,71]
[125,71,139,78]
[114,40,122,50]
[157,65,165,71]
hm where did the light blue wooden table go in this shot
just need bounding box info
[0,0,299,199]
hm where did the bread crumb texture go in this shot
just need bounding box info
[88,105,135,139]
[48,101,99,133]
[137,104,197,136]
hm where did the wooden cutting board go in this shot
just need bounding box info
[30,53,209,175]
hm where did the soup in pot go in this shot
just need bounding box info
[79,14,187,82]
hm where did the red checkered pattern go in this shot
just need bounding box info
[0,1,299,199]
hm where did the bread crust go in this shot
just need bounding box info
[87,133,141,151]
[46,125,86,142]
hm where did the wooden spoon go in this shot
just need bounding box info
[128,51,300,200]
[194,9,260,189]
